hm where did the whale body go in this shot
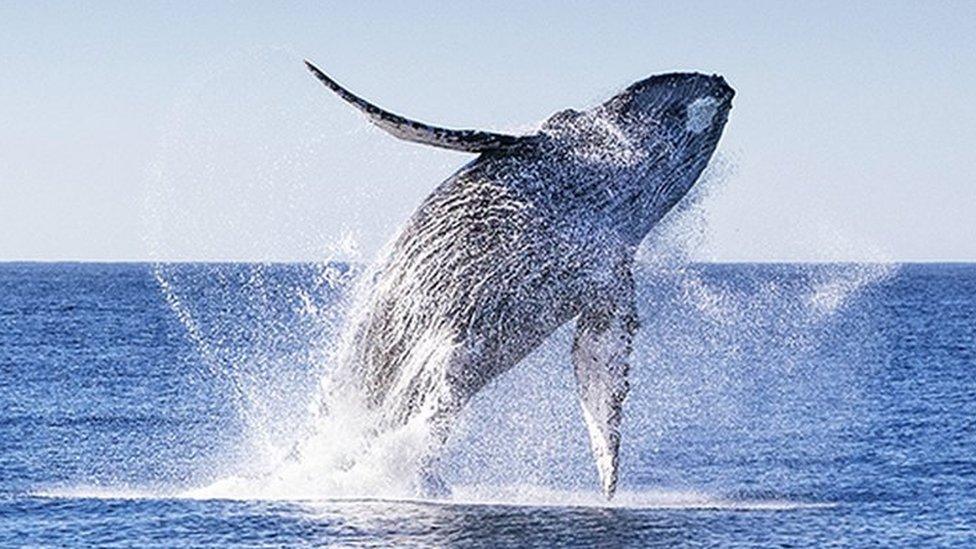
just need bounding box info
[305,60,733,499]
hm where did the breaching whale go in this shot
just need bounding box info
[305,60,733,499]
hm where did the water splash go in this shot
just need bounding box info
[139,46,458,498]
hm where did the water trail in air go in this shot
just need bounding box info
[138,46,460,499]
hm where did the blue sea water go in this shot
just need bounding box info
[0,262,974,546]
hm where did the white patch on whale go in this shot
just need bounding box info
[686,97,718,134]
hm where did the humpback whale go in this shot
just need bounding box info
[305,60,733,499]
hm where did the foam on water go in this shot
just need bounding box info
[182,388,441,502]
[443,485,834,511]
[32,484,832,512]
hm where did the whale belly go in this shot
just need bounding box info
[346,166,582,425]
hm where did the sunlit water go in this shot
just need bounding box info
[1,262,975,546]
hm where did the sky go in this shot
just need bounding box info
[1,1,974,262]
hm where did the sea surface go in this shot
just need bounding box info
[0,262,974,547]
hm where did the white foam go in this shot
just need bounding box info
[449,485,834,511]
[32,483,833,513]
[32,485,170,501]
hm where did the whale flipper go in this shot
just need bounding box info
[304,60,526,153]
[572,270,639,500]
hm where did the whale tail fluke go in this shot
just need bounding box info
[304,59,528,154]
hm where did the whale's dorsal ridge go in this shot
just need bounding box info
[304,59,527,153]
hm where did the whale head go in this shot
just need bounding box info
[541,72,733,225]
[620,71,733,162]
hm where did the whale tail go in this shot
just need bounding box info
[304,59,529,153]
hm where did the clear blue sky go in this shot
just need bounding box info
[1,1,974,262]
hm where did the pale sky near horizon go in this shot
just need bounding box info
[1,1,974,262]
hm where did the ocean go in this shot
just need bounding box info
[0,262,973,546]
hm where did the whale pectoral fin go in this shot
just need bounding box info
[304,59,529,153]
[572,276,639,500]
